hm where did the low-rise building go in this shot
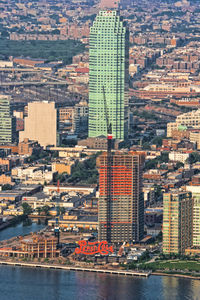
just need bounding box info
[169,151,190,163]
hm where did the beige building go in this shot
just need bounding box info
[20,101,58,148]
[163,191,193,255]
[167,109,200,137]
[186,185,200,247]
[189,131,200,150]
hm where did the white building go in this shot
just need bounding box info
[169,151,190,163]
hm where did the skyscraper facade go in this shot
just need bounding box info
[163,191,193,255]
[0,95,16,144]
[97,152,144,244]
[186,185,200,247]
[20,101,58,148]
[89,10,129,140]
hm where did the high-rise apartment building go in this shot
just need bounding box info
[186,185,200,247]
[163,191,193,255]
[97,152,144,244]
[20,101,58,148]
[89,10,129,140]
[0,95,16,144]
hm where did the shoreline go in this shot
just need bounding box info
[0,260,151,277]
[0,260,199,280]
[152,271,200,280]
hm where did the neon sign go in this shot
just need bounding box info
[75,241,114,255]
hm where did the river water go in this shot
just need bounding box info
[0,266,199,300]
[0,222,199,300]
[0,220,45,241]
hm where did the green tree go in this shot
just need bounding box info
[41,205,50,216]
[2,184,12,191]
[22,203,32,216]
[187,152,200,164]
[36,207,42,215]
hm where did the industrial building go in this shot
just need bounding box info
[0,234,59,259]
[97,151,144,244]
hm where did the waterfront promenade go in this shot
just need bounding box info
[0,260,151,277]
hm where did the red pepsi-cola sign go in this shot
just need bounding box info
[75,241,114,255]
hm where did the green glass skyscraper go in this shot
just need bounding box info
[89,10,129,140]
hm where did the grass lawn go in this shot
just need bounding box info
[142,260,200,272]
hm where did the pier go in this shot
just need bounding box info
[0,260,151,277]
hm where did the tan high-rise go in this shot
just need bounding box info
[20,101,58,148]
[163,191,193,255]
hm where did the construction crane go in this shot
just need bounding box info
[54,214,60,248]
[102,86,113,243]
[54,180,60,248]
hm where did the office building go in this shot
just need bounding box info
[89,10,129,140]
[0,95,16,144]
[163,191,193,255]
[97,151,144,244]
[20,101,58,148]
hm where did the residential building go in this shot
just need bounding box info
[169,151,190,163]
[163,191,193,255]
[186,186,200,247]
[100,0,119,9]
[20,101,58,148]
[18,138,41,156]
[52,160,75,175]
[167,109,200,137]
[73,100,88,135]
[88,10,129,140]
[97,151,144,244]
[0,95,16,144]
[189,131,200,150]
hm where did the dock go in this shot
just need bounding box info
[0,260,151,277]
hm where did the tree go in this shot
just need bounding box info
[2,184,12,191]
[36,207,42,215]
[22,203,32,216]
[187,152,200,164]
[41,205,50,216]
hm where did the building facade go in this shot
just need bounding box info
[167,109,200,137]
[0,95,16,144]
[89,10,129,140]
[186,186,200,247]
[97,152,144,244]
[73,100,88,135]
[163,191,193,255]
[20,101,58,148]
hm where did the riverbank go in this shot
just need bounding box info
[153,271,200,280]
[0,260,151,277]
[1,259,200,280]
[0,215,26,231]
